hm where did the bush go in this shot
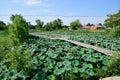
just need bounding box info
[107,52,120,76]
[109,26,120,38]
[8,14,29,46]
[6,48,32,75]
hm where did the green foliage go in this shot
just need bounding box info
[43,18,63,31]
[0,31,12,62]
[28,22,35,29]
[53,18,63,30]
[1,36,109,79]
[86,23,93,26]
[109,26,120,38]
[0,61,27,80]
[8,14,29,46]
[70,19,82,30]
[35,19,44,30]
[107,52,120,75]
[70,33,120,51]
[26,37,110,80]
[47,75,56,80]
[43,22,53,31]
[0,21,6,30]
[105,10,120,28]
[1,33,120,79]
[0,31,10,47]
[6,48,32,75]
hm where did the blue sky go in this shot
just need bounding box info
[0,0,120,25]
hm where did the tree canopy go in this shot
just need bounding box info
[70,19,82,30]
[9,14,29,45]
[0,21,6,30]
[86,23,93,26]
[105,10,120,28]
[35,19,44,30]
[43,18,63,31]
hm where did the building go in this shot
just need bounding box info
[82,26,91,29]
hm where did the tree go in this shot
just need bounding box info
[52,18,63,30]
[28,22,35,29]
[43,22,53,31]
[0,21,6,30]
[70,19,82,30]
[105,10,120,28]
[105,10,120,37]
[9,14,29,45]
[35,19,44,30]
[86,23,93,26]
[43,18,63,31]
[98,23,102,26]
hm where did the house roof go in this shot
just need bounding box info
[82,26,91,29]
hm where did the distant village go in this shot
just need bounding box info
[82,24,106,30]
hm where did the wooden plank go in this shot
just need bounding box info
[30,33,113,56]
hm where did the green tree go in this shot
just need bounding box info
[53,18,63,30]
[43,22,53,31]
[35,19,44,30]
[70,19,82,30]
[105,10,120,28]
[8,14,29,45]
[43,18,63,31]
[98,23,102,26]
[28,22,35,29]
[86,23,93,26]
[0,21,6,30]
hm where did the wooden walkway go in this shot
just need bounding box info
[59,38,113,56]
[30,33,113,56]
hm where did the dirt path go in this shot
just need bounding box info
[30,33,113,56]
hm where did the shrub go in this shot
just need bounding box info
[107,52,120,75]
[6,48,32,75]
[8,14,29,46]
[109,26,120,38]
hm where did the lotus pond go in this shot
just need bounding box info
[0,36,111,80]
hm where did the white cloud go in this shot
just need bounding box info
[23,0,41,5]
[12,0,41,6]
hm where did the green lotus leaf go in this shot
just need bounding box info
[88,64,93,69]
[72,60,79,66]
[86,69,96,76]
[72,67,79,73]
[56,62,63,67]
[47,75,56,80]
[102,66,108,71]
[79,68,86,73]
[63,60,71,66]
[64,65,72,71]
[53,68,65,75]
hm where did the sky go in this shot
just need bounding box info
[0,0,120,25]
